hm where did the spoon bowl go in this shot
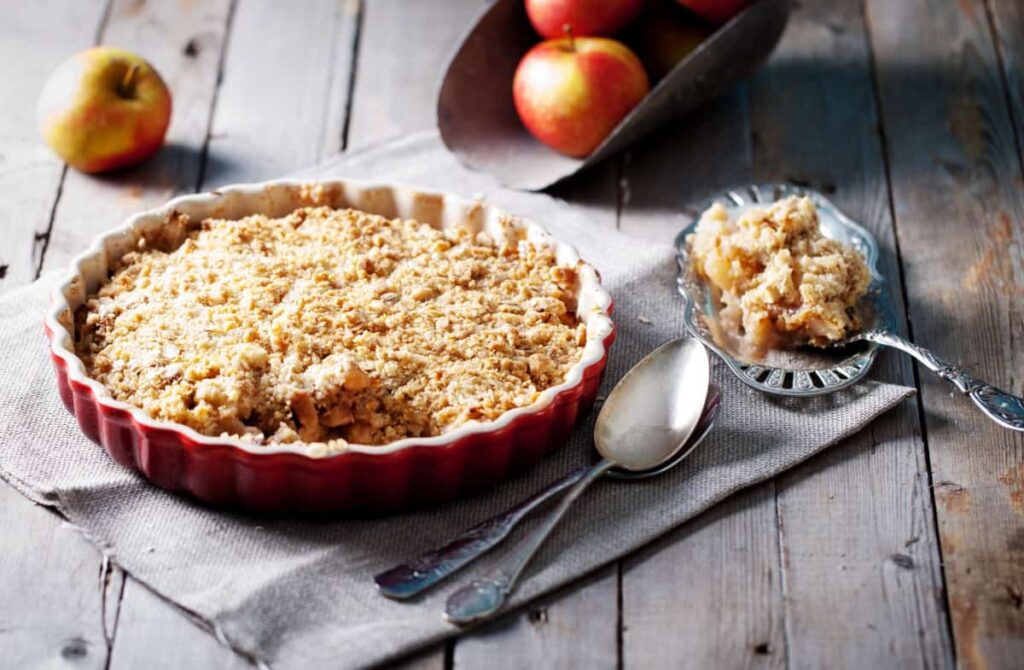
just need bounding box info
[607,384,721,481]
[595,338,710,470]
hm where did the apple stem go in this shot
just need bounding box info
[119,63,140,98]
[563,23,575,52]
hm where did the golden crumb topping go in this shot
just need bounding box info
[75,206,586,450]
[689,195,870,351]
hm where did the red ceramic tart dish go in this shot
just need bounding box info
[44,179,615,515]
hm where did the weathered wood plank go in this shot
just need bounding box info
[455,566,619,669]
[0,4,124,670]
[616,90,787,668]
[342,2,618,665]
[109,580,253,670]
[0,0,106,292]
[749,1,954,667]
[452,165,621,667]
[346,0,483,148]
[622,487,785,669]
[40,0,233,274]
[337,2,631,665]
[32,0,245,665]
[987,0,1024,158]
[200,0,360,187]
[865,0,1024,667]
[0,501,125,669]
[83,1,356,667]
[28,0,249,666]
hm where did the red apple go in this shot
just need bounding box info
[513,36,649,157]
[37,47,172,173]
[526,0,646,38]
[676,0,752,24]
[626,1,713,80]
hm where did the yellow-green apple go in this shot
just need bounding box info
[513,36,649,157]
[626,1,713,80]
[676,0,751,24]
[37,47,172,173]
[526,0,645,38]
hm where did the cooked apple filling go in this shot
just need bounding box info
[688,195,870,352]
[76,206,586,450]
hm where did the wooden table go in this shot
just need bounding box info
[2,1,1022,668]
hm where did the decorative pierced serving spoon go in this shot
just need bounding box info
[674,183,1024,432]
[841,329,1024,431]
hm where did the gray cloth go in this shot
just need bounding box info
[0,132,914,669]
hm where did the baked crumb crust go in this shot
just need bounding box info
[689,195,870,351]
[75,206,586,449]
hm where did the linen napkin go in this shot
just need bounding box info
[0,132,914,669]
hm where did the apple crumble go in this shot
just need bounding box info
[75,206,587,449]
[688,195,870,352]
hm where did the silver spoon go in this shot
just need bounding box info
[443,338,711,625]
[374,384,721,601]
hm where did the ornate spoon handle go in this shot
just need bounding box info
[445,459,617,626]
[374,465,591,600]
[854,329,1024,431]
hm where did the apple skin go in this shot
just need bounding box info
[526,0,646,38]
[37,47,172,173]
[513,37,649,157]
[675,0,752,24]
[626,1,713,80]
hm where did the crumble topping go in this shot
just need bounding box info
[75,206,586,449]
[689,195,870,352]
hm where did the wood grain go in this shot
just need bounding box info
[4,0,1017,666]
[615,89,789,668]
[750,1,953,667]
[455,567,619,669]
[866,0,1024,667]
[109,581,253,670]
[95,1,358,667]
[622,487,785,670]
[40,0,233,273]
[346,0,483,148]
[25,1,250,667]
[987,0,1024,162]
[0,499,125,669]
[0,3,122,670]
[0,0,106,292]
[200,0,360,187]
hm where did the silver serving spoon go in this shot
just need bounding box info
[442,338,711,625]
[675,183,1024,432]
[374,384,721,601]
